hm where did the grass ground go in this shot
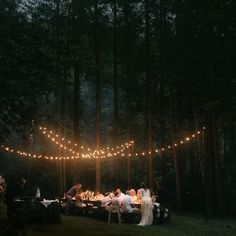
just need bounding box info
[1,205,236,236]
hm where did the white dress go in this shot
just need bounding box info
[138,188,153,226]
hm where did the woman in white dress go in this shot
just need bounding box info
[138,182,153,226]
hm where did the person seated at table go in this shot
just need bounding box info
[120,190,135,213]
[129,189,137,203]
[136,189,142,203]
[113,188,125,206]
[65,183,82,214]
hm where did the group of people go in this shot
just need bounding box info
[1,174,156,226]
[108,183,154,226]
[65,182,155,226]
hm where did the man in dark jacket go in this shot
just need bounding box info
[5,177,26,218]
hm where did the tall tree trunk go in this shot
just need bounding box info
[205,112,217,215]
[113,0,119,187]
[58,134,65,195]
[55,0,64,196]
[201,125,211,222]
[159,0,167,182]
[61,69,67,193]
[228,119,236,213]
[69,0,81,186]
[94,0,101,193]
[27,120,34,195]
[73,66,80,184]
[145,0,153,191]
[193,100,210,220]
[200,0,224,215]
[172,147,183,213]
[205,111,225,215]
[123,0,132,188]
[211,111,224,214]
[169,87,183,214]
[187,93,198,192]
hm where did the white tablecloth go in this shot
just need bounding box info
[40,199,59,208]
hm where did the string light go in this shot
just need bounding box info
[1,127,205,161]
[125,128,205,158]
[1,143,133,162]
[39,126,133,159]
[0,144,80,160]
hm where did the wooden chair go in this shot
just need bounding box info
[108,199,121,224]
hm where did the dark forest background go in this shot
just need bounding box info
[0,0,235,216]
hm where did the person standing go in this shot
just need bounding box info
[0,175,7,212]
[0,175,7,197]
[138,182,153,226]
[64,183,82,214]
[5,177,26,218]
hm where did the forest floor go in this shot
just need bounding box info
[0,207,236,236]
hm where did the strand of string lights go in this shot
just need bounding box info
[1,127,205,161]
[0,144,132,160]
[38,126,133,158]
[129,127,205,158]
[0,145,79,160]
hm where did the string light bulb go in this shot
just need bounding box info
[1,127,205,161]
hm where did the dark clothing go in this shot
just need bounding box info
[5,183,26,218]
[6,184,25,203]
